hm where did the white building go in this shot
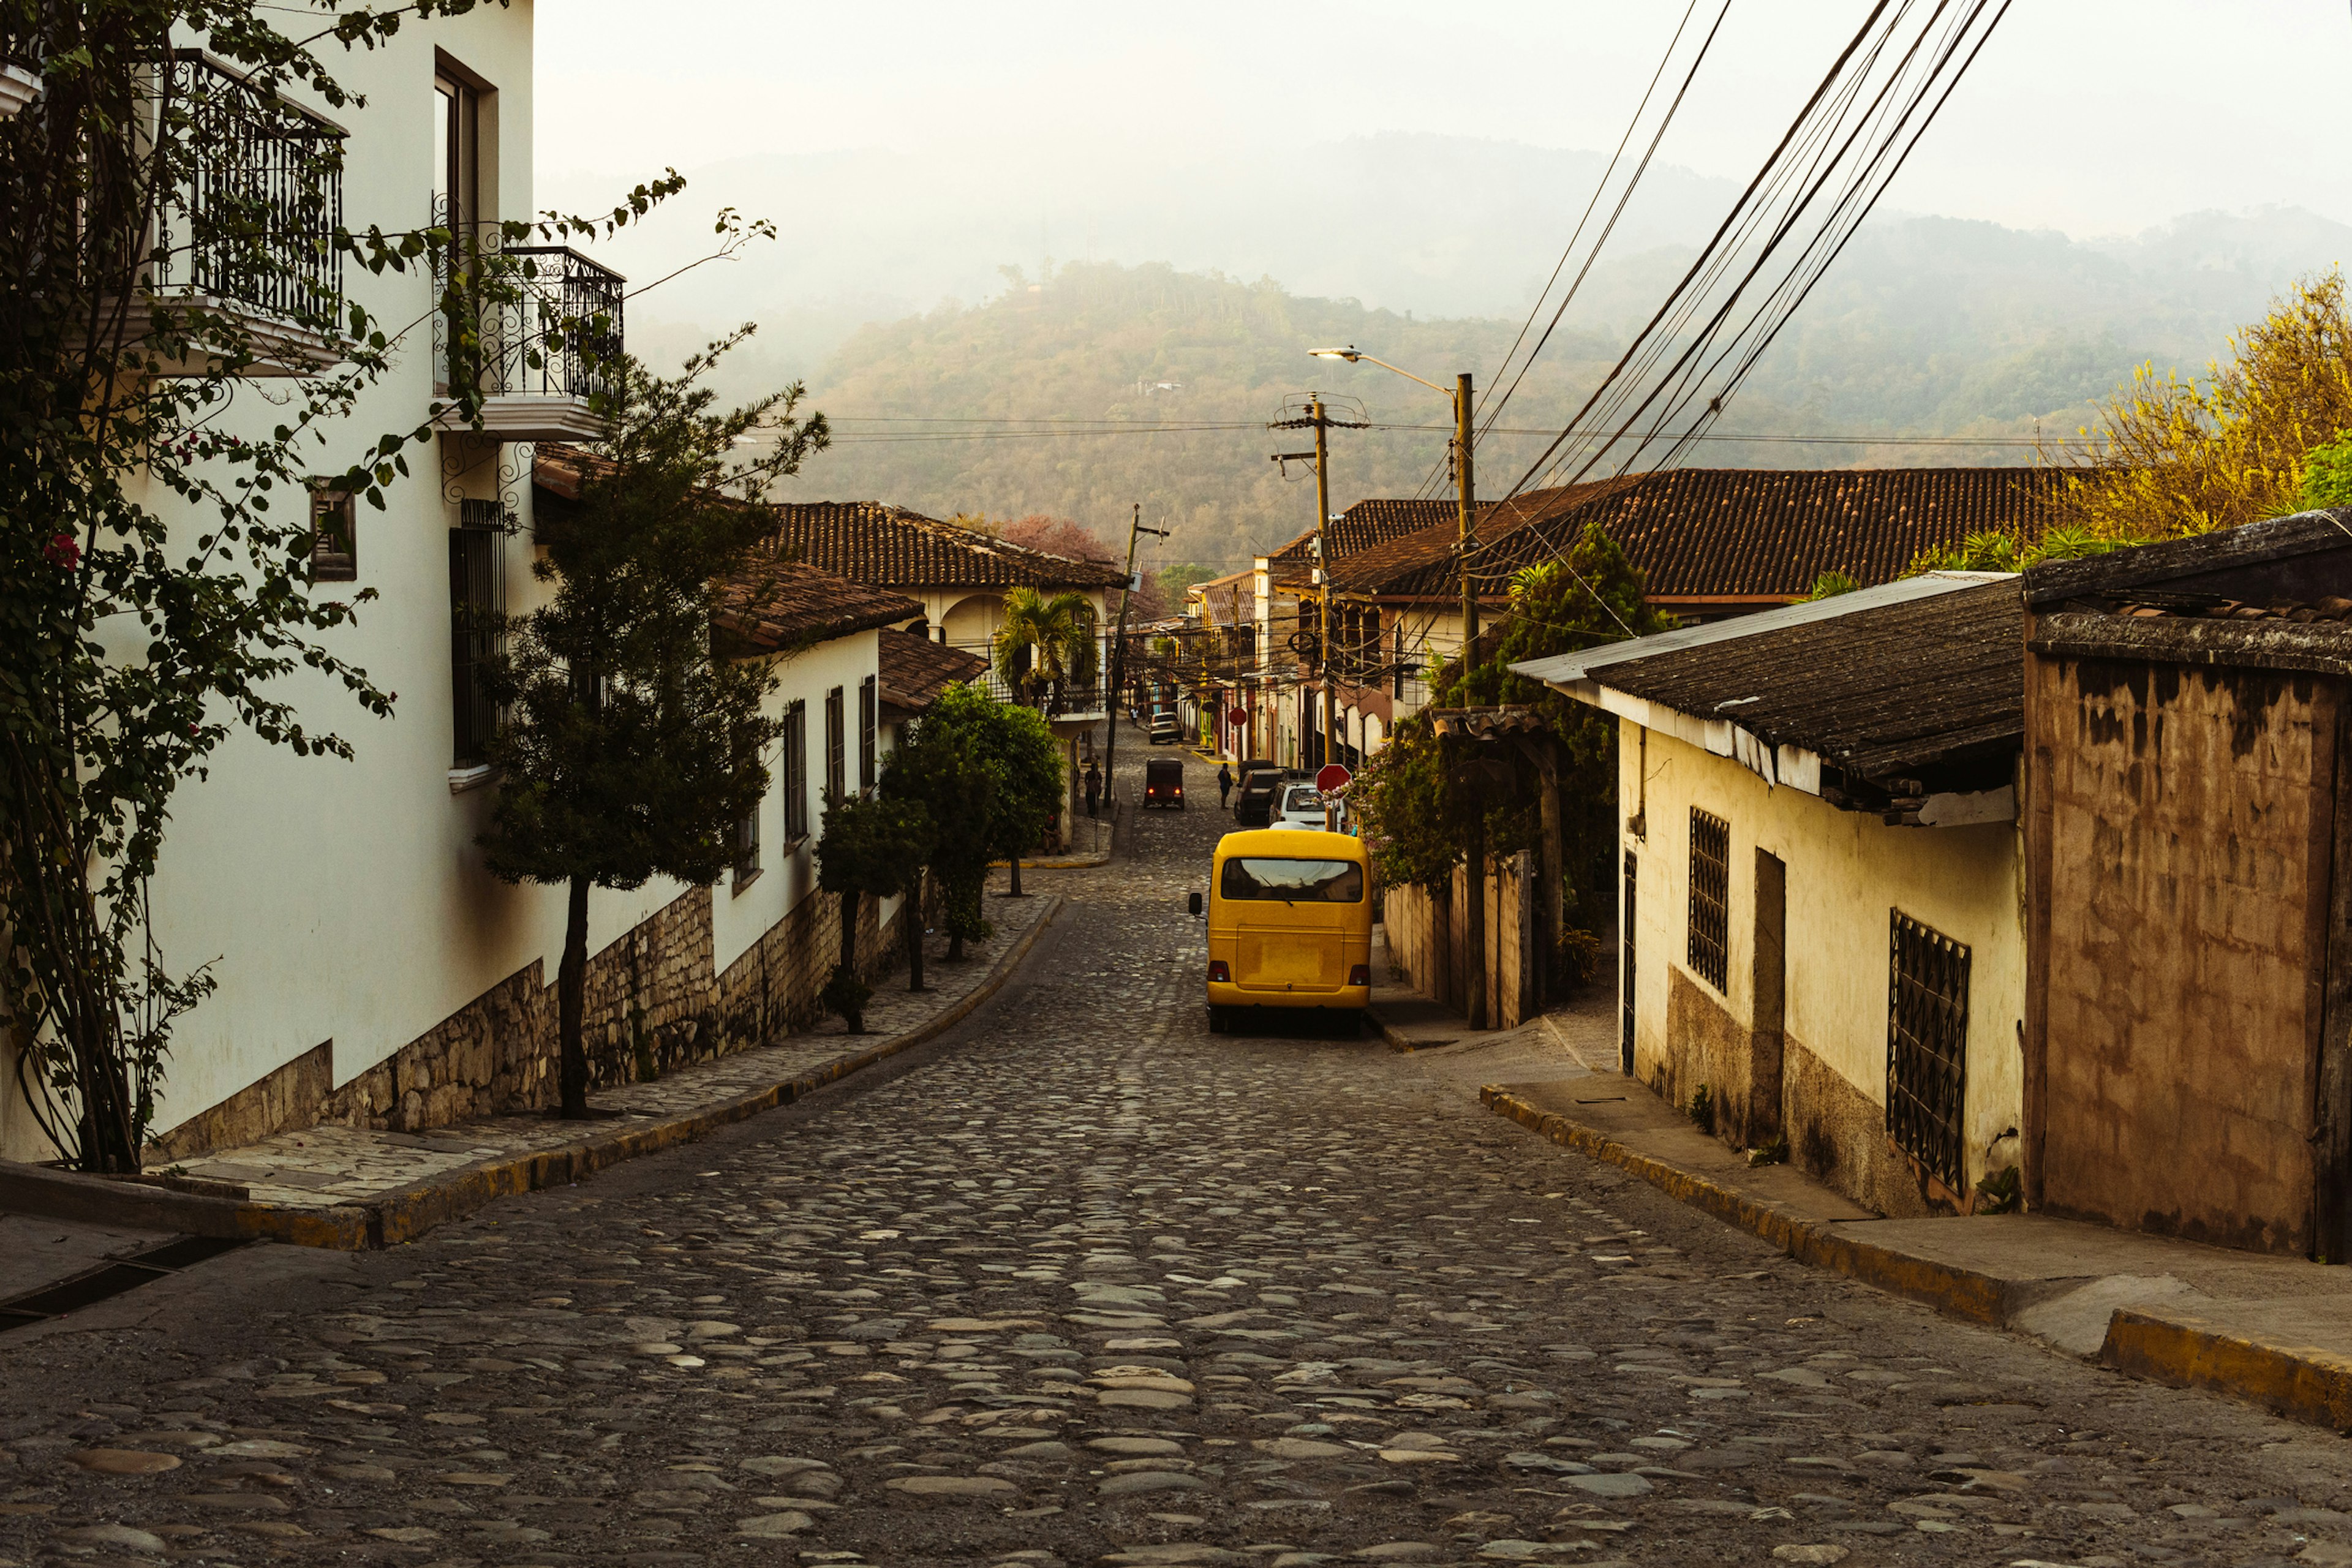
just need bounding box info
[1,5,925,1164]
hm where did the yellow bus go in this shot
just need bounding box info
[1205,828,1373,1033]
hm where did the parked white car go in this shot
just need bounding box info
[1271,783,1348,832]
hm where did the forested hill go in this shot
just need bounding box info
[653,208,2351,573]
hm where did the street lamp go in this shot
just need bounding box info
[0,61,40,119]
[1309,346,1479,646]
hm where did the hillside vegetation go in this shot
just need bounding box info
[639,208,2351,571]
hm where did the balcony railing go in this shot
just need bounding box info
[477,244,624,402]
[432,214,625,439]
[979,671,1107,718]
[154,51,344,325]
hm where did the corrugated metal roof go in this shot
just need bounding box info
[1567,576,2026,783]
[1514,573,2010,687]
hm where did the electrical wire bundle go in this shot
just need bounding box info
[1500,0,2015,508]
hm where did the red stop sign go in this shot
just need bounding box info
[1316,763,1353,795]
[1227,706,1248,728]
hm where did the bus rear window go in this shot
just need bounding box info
[1220,858,1363,903]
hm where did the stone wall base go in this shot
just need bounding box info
[145,884,902,1164]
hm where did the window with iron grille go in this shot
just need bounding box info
[859,675,877,791]
[447,521,505,767]
[1686,807,1729,989]
[731,725,761,888]
[1622,850,1638,1074]
[783,701,809,841]
[824,686,846,804]
[1888,912,1970,1190]
[311,489,356,581]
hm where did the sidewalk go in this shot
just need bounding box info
[1368,952,2352,1436]
[1,888,1062,1253]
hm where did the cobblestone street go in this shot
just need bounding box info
[7,749,2352,1568]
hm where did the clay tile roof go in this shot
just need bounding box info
[1268,498,1459,568]
[877,627,987,715]
[714,560,922,654]
[756,501,1126,591]
[1336,468,2064,603]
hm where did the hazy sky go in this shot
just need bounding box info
[538,1,2352,243]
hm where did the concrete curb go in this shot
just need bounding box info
[1366,1006,1420,1054]
[1484,1082,2352,1433]
[1,897,1063,1253]
[1480,1085,2016,1325]
[2101,1307,2352,1433]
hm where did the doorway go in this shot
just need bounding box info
[1751,849,1787,1142]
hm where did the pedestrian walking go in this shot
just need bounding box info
[1084,761,1103,818]
[1218,762,1234,809]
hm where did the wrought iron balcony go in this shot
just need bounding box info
[435,235,625,443]
[96,51,347,377]
[977,669,1109,721]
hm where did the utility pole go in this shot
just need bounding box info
[1270,397,1365,780]
[1099,502,1167,811]
[1311,396,1334,777]
[1456,372,1477,645]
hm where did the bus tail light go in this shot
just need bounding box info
[1208,960,1231,982]
[1348,963,1371,986]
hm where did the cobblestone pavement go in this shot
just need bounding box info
[7,747,2352,1568]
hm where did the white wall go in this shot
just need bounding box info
[1619,722,2025,1190]
[710,633,883,977]
[0,2,874,1160]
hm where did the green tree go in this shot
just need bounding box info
[814,793,930,1033]
[478,336,827,1117]
[918,682,1060,899]
[993,586,1099,708]
[880,704,997,981]
[2043,271,2352,541]
[1359,525,1666,1006]
[0,0,690,1169]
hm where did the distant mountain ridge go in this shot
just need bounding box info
[573,135,2352,571]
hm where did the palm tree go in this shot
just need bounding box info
[995,587,1099,712]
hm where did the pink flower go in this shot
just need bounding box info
[43,533,80,570]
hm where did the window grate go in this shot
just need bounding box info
[448,523,504,767]
[858,674,877,793]
[311,489,355,581]
[1887,911,1970,1190]
[824,687,846,805]
[1687,807,1729,990]
[1621,850,1638,1074]
[783,701,808,840]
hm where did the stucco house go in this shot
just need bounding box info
[1518,573,2029,1218]
[0,7,937,1167]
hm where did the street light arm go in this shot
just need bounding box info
[1310,347,1454,400]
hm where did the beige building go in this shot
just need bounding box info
[1519,574,2028,1217]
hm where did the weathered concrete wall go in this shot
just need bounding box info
[2034,656,2329,1254]
[1620,722,2024,1210]
[1380,858,1532,1028]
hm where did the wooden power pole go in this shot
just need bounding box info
[1099,501,1165,812]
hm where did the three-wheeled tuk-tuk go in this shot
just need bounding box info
[1144,758,1186,809]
